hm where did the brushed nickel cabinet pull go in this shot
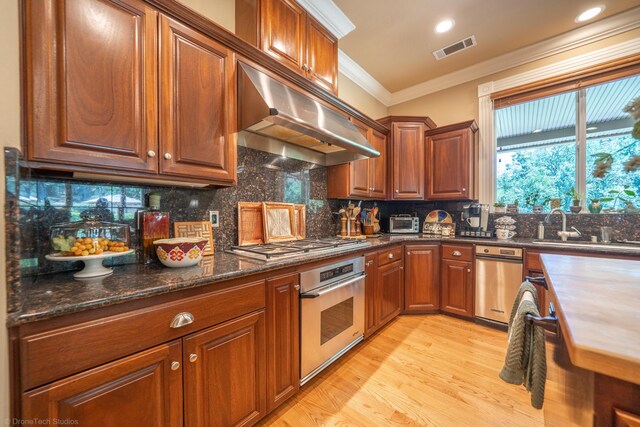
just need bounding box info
[189,354,198,363]
[452,250,462,257]
[164,153,172,160]
[147,150,156,158]
[170,312,194,329]
[467,269,471,273]
[171,361,180,371]
[294,284,300,290]
[388,253,394,259]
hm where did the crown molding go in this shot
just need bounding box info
[338,49,392,106]
[338,6,640,107]
[296,0,355,39]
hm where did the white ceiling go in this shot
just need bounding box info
[327,1,640,105]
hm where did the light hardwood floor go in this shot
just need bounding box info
[259,314,544,426]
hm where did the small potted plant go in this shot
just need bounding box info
[493,201,506,213]
[524,191,549,214]
[506,199,519,214]
[565,186,582,213]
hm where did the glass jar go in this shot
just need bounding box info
[50,215,130,257]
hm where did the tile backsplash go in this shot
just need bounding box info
[10,147,337,277]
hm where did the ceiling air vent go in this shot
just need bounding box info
[433,35,477,60]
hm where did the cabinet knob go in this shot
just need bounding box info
[164,153,172,160]
[147,150,156,158]
[452,250,462,257]
[171,361,180,371]
[308,67,313,73]
[467,269,472,273]
[400,266,404,270]
[366,260,374,266]
[189,353,198,363]
[302,64,308,71]
[462,188,466,192]
[294,284,300,290]
[170,312,194,328]
[388,253,394,259]
[395,189,399,193]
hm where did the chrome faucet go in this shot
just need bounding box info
[545,208,581,241]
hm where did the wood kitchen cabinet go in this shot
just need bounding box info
[404,244,440,313]
[265,273,299,412]
[327,120,387,199]
[236,0,338,94]
[440,244,474,319]
[23,0,237,186]
[184,310,266,427]
[425,120,478,200]
[364,247,403,337]
[378,116,436,200]
[22,341,183,426]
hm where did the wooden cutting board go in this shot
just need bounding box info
[238,202,264,246]
[262,202,296,243]
[294,204,306,239]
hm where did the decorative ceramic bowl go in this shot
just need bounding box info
[153,238,208,268]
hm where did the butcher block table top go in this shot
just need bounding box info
[541,254,640,384]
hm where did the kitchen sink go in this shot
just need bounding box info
[532,240,640,251]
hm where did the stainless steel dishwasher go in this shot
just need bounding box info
[475,245,523,324]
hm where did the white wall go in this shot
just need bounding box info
[178,0,235,32]
[0,0,21,421]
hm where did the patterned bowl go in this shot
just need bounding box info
[153,238,208,268]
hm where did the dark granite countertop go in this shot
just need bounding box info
[9,235,640,326]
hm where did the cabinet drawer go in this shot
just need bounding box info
[526,251,542,271]
[441,244,473,262]
[20,280,265,391]
[378,246,403,266]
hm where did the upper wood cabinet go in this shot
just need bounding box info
[425,120,478,200]
[23,0,237,186]
[265,273,300,412]
[378,116,436,200]
[404,244,440,313]
[159,16,237,183]
[326,119,387,199]
[236,0,339,94]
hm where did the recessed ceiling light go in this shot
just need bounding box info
[575,6,604,23]
[435,19,455,33]
[532,129,542,133]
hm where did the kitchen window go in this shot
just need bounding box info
[494,72,640,212]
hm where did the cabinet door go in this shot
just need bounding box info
[184,311,266,427]
[23,341,182,427]
[260,0,306,72]
[377,261,403,326]
[392,123,425,199]
[364,252,378,337]
[404,245,440,313]
[349,120,372,198]
[441,259,474,318]
[159,16,237,183]
[266,274,299,411]
[25,0,158,173]
[369,129,387,199]
[305,16,338,94]
[427,130,469,200]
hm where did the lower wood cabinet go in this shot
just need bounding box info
[364,247,403,337]
[404,244,440,313]
[184,310,266,427]
[377,256,404,327]
[22,340,184,427]
[440,245,474,319]
[265,273,299,412]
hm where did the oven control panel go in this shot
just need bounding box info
[320,264,354,283]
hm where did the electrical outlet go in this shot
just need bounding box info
[209,210,219,228]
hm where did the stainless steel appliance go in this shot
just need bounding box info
[460,203,492,238]
[237,62,380,166]
[227,238,366,261]
[388,215,420,233]
[475,245,523,324]
[299,257,365,385]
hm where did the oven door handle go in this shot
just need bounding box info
[299,273,367,299]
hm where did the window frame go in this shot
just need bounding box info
[477,43,640,210]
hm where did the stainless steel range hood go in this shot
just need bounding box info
[237,62,380,166]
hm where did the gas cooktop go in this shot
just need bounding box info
[227,238,367,261]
